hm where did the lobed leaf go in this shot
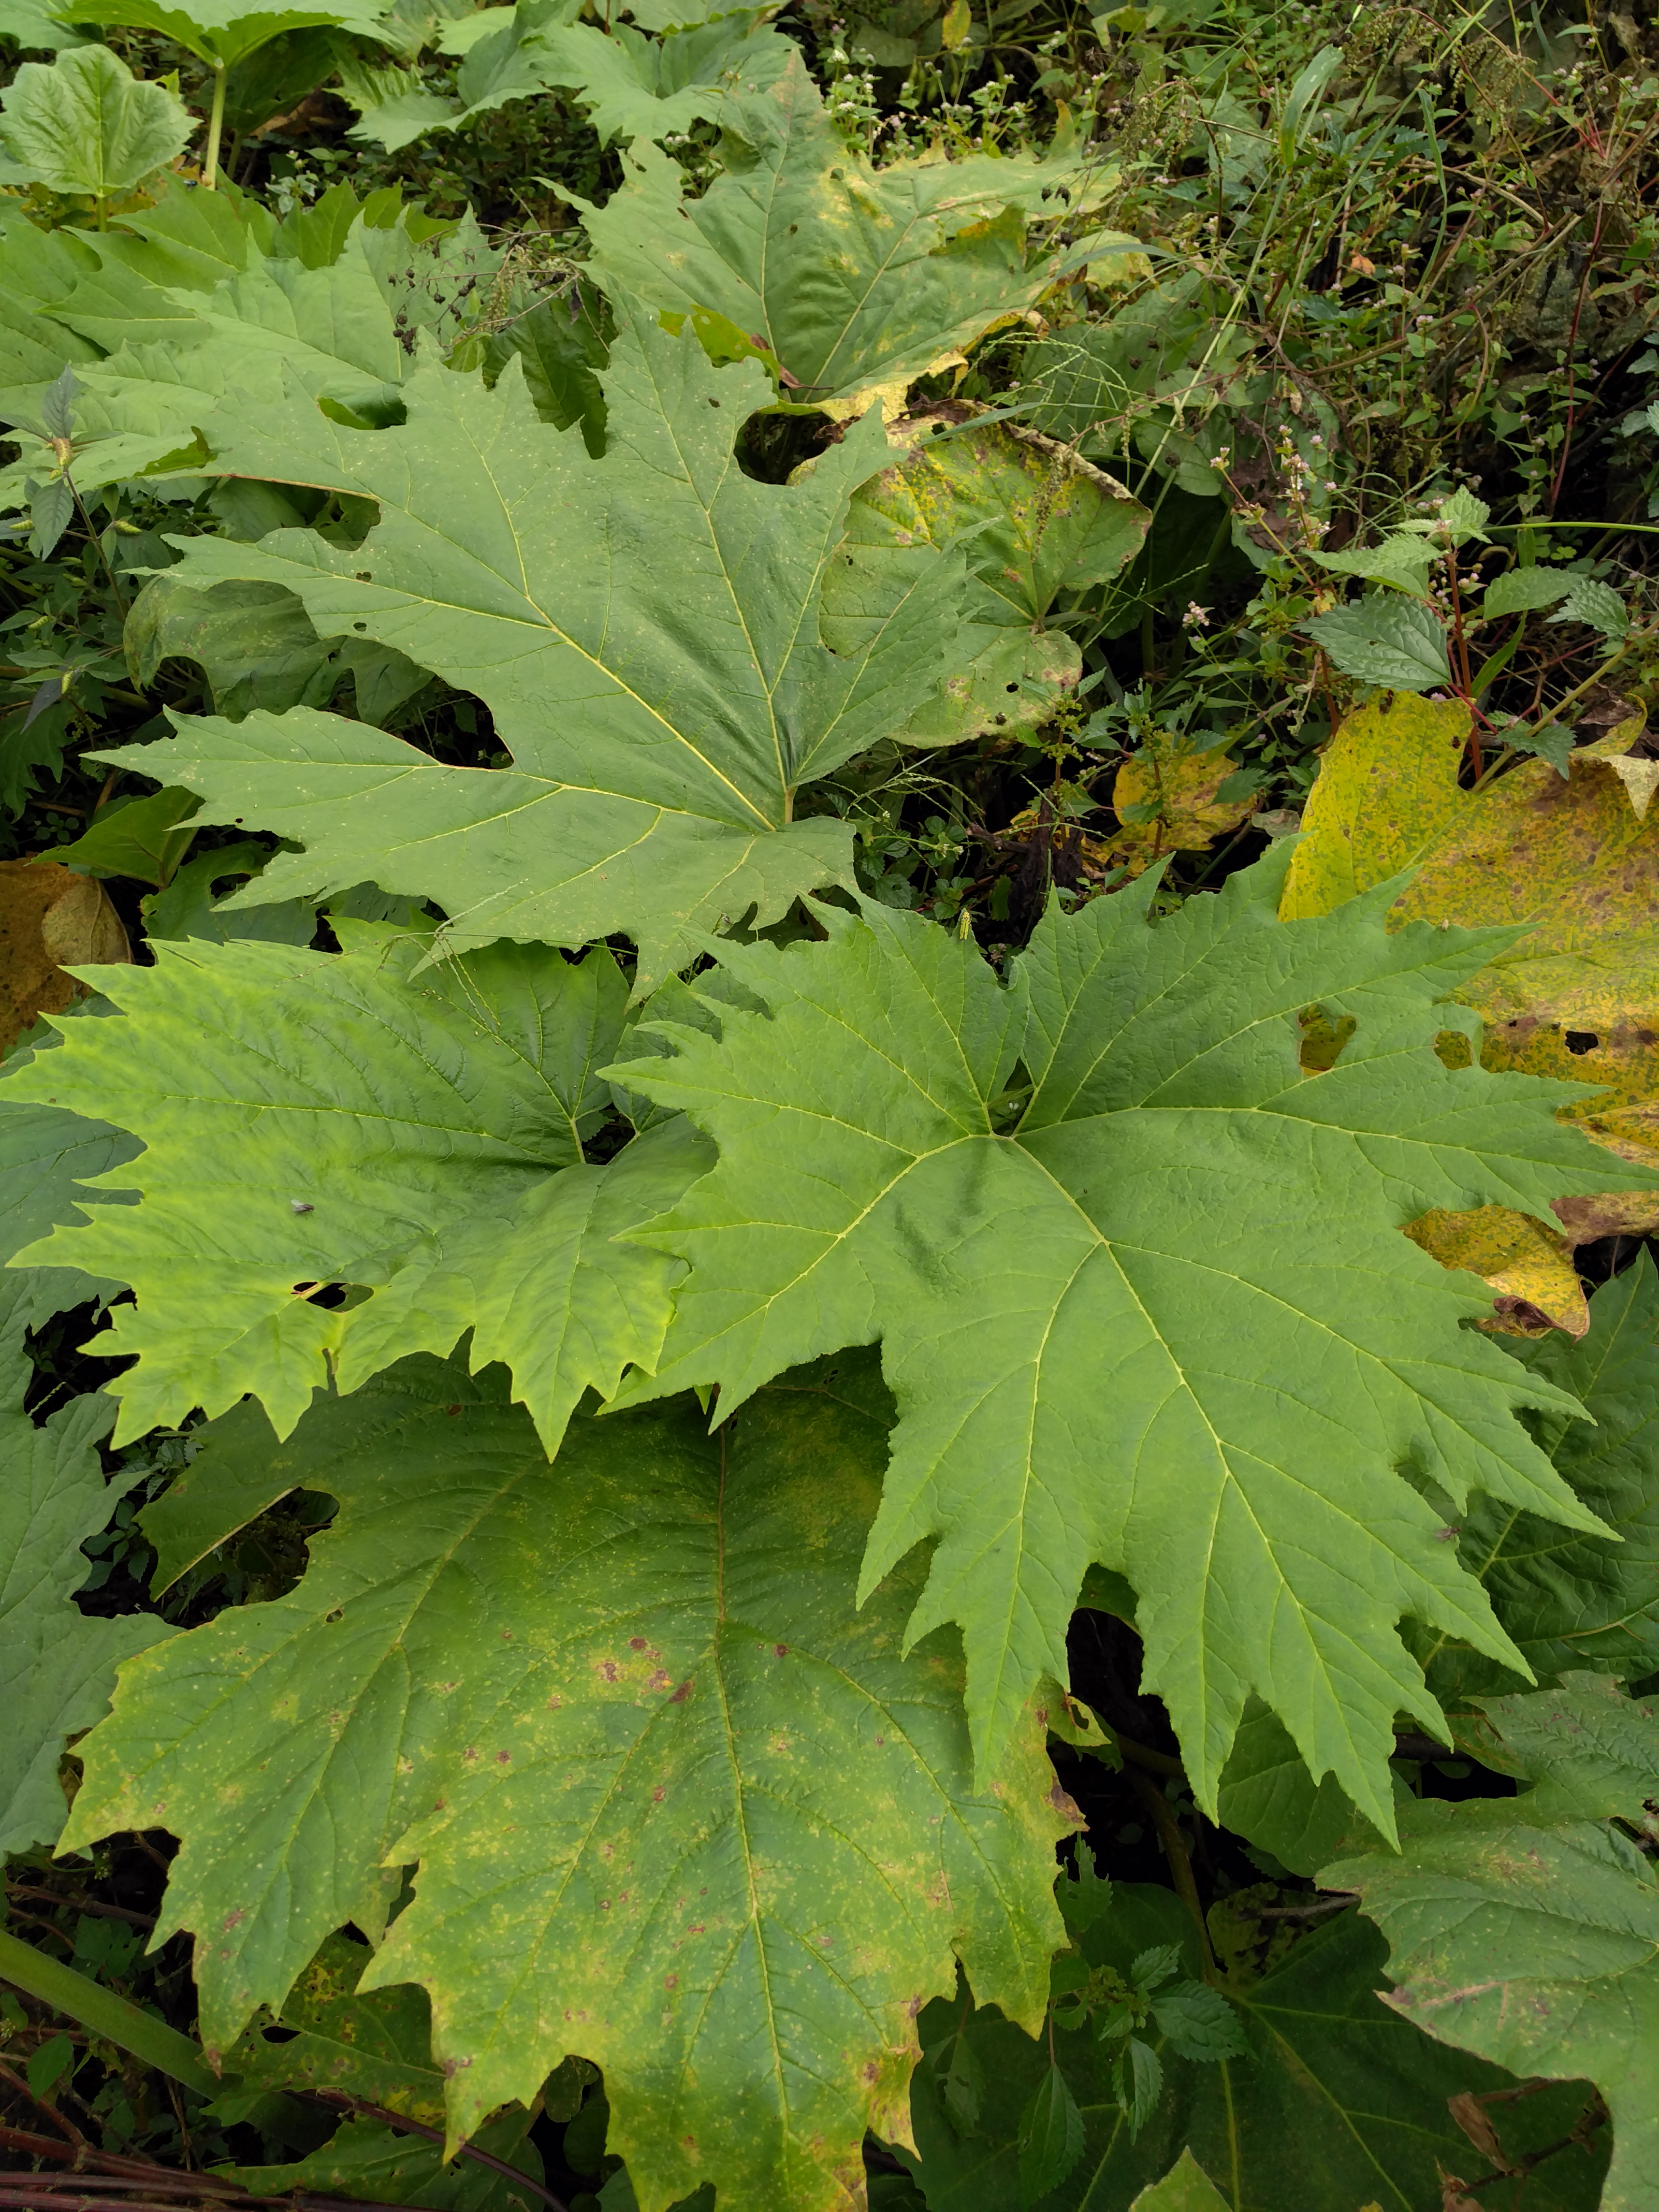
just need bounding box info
[63,1351,1072,2212]
[6,927,698,1446]
[609,850,1658,1821]
[578,51,1115,412]
[0,1272,173,1856]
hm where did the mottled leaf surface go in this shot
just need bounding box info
[579,54,1111,409]
[610,852,1652,1819]
[1281,691,1659,1160]
[64,1353,1071,2212]
[818,412,1146,743]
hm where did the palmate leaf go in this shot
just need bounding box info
[903,1883,1607,2211]
[341,0,583,151]
[1326,1676,1659,2212]
[1415,1251,1659,1701]
[578,52,1115,411]
[94,301,962,985]
[0,1272,173,1856]
[529,13,793,145]
[607,849,1659,1822]
[217,1930,551,2210]
[0,43,195,198]
[63,1351,1073,2212]
[6,926,702,1446]
[0,203,502,507]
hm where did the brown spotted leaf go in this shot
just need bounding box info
[1279,692,1659,1161]
[61,1350,1071,2212]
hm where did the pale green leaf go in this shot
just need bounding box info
[1325,1680,1659,2212]
[528,13,790,145]
[0,209,503,508]
[232,2105,546,2210]
[63,1352,1073,2212]
[1310,533,1436,599]
[6,929,700,1447]
[1479,565,1574,618]
[0,43,194,197]
[124,573,427,724]
[94,300,962,986]
[1300,594,1451,692]
[578,52,1114,409]
[0,1272,172,1855]
[819,411,1147,743]
[905,1884,1606,2210]
[608,851,1651,1817]
[0,0,92,49]
[60,0,396,68]
[1129,2151,1228,2212]
[1553,575,1628,640]
[341,0,579,147]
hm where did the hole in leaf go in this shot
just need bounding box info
[1298,1004,1356,1073]
[1565,1030,1600,1054]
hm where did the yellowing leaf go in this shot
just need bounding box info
[1403,1204,1588,1340]
[0,858,129,1052]
[1106,731,1253,875]
[1281,692,1659,1181]
[818,408,1146,744]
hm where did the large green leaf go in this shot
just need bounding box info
[531,14,792,144]
[6,927,703,1445]
[1415,1250,1659,1701]
[340,0,580,150]
[93,301,963,985]
[0,204,502,507]
[0,43,194,198]
[901,1882,1606,2211]
[59,0,394,68]
[818,410,1147,743]
[578,52,1115,410]
[62,1351,1072,2212]
[1326,1675,1659,2212]
[606,850,1659,1818]
[0,1272,173,1856]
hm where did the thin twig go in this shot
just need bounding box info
[304,2091,570,2212]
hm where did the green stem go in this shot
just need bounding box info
[202,60,227,190]
[0,1927,217,2097]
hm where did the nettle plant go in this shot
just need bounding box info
[6,36,1659,2212]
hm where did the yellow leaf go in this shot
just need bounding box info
[1404,1204,1588,1339]
[1107,731,1253,876]
[1279,693,1659,1180]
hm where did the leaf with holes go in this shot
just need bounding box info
[92,296,962,986]
[6,925,704,1446]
